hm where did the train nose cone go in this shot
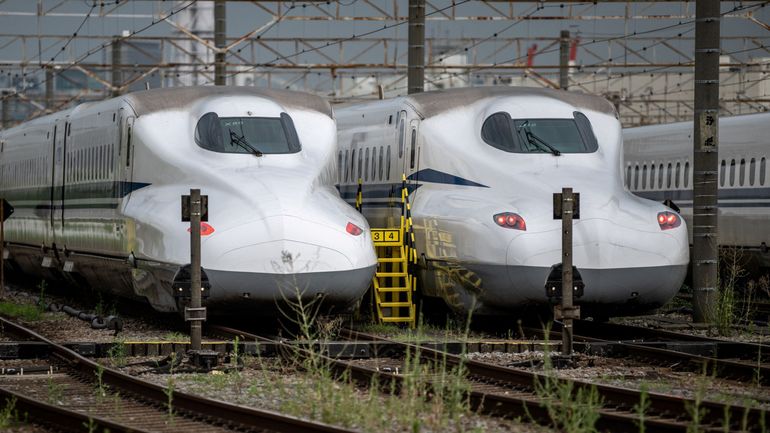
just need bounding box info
[201,214,376,306]
[505,218,688,307]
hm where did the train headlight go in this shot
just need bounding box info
[346,222,364,236]
[657,211,681,230]
[493,212,526,230]
[187,222,216,236]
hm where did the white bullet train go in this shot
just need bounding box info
[624,112,770,267]
[0,86,376,315]
[336,87,689,316]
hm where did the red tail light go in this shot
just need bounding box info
[493,212,526,230]
[187,222,215,236]
[657,211,681,230]
[346,222,363,236]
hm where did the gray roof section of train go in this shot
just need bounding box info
[405,87,617,118]
[124,86,333,117]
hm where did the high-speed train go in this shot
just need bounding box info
[0,86,376,315]
[624,112,770,266]
[336,87,689,316]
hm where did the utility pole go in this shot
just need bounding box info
[45,66,54,111]
[692,0,720,323]
[214,0,226,86]
[407,0,425,94]
[111,38,123,97]
[559,30,570,90]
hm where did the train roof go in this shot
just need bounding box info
[124,86,333,118]
[404,87,617,118]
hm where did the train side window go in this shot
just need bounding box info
[729,159,736,186]
[357,147,363,181]
[642,164,647,190]
[658,164,664,189]
[371,148,377,181]
[344,150,349,183]
[379,146,384,180]
[410,129,417,169]
[364,147,370,181]
[625,165,632,188]
[720,160,726,187]
[649,164,656,190]
[761,157,767,186]
[337,151,343,183]
[750,158,756,186]
[350,149,356,181]
[398,111,406,158]
[386,146,391,181]
[633,165,639,190]
[667,163,672,188]
[675,162,681,188]
[388,115,393,125]
[683,162,689,188]
[739,159,746,186]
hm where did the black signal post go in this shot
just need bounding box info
[182,189,207,352]
[0,199,14,297]
[553,188,580,356]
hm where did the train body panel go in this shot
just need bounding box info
[0,86,376,314]
[337,87,688,316]
[624,112,770,264]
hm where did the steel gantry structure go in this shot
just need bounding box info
[0,0,768,127]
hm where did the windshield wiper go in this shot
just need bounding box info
[229,131,263,157]
[517,121,561,156]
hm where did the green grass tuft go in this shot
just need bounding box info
[0,302,42,321]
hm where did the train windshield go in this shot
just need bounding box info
[481,111,598,154]
[195,112,301,154]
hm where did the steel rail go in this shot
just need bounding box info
[0,317,358,433]
[209,325,700,433]
[339,328,769,432]
[526,320,770,385]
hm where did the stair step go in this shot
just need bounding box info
[376,272,407,277]
[380,317,413,323]
[377,257,404,263]
[375,287,410,292]
[379,302,413,308]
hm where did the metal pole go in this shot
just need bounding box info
[45,66,53,111]
[111,38,122,97]
[561,187,574,355]
[190,189,202,351]
[1,91,9,129]
[407,0,425,94]
[559,30,570,90]
[214,0,226,86]
[692,0,720,323]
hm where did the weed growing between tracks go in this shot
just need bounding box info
[529,325,603,433]
[0,397,19,428]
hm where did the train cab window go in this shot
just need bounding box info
[720,160,726,187]
[739,159,746,186]
[344,150,349,182]
[750,158,756,186]
[634,165,639,190]
[386,146,391,181]
[379,146,384,180]
[684,162,690,188]
[650,164,656,190]
[194,112,301,154]
[729,159,736,186]
[761,157,767,186]
[667,163,673,188]
[481,111,598,154]
[364,147,370,181]
[675,163,681,188]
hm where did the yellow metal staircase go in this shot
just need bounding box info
[367,176,417,328]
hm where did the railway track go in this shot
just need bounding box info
[0,317,357,433]
[210,324,769,433]
[523,320,770,385]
